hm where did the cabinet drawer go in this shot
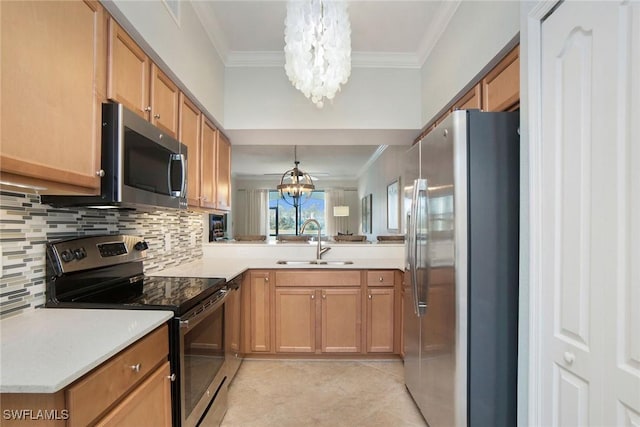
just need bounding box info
[66,324,168,427]
[275,270,360,287]
[367,270,395,287]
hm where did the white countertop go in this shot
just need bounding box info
[150,257,404,281]
[153,241,405,280]
[0,308,173,393]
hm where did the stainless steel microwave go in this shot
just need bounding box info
[42,103,187,210]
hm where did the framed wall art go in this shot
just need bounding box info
[387,178,400,232]
[361,194,372,234]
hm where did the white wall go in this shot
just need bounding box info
[420,1,520,126]
[357,145,407,239]
[104,0,226,123]
[224,66,421,129]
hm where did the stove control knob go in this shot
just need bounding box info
[134,241,149,251]
[73,248,87,260]
[60,250,74,263]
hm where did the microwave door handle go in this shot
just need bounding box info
[178,154,186,197]
[167,153,185,197]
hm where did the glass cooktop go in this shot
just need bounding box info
[55,275,226,316]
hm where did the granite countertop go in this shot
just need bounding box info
[0,308,173,393]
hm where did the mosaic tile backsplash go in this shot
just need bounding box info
[0,191,205,319]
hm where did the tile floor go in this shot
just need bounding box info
[220,359,428,427]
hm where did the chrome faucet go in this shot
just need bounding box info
[300,219,331,260]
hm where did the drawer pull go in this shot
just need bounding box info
[130,363,142,373]
[167,373,176,382]
[379,276,384,282]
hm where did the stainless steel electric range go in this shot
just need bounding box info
[45,235,229,427]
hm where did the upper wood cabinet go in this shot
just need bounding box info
[482,46,520,112]
[179,98,231,212]
[107,18,179,138]
[0,0,106,195]
[150,64,179,137]
[178,94,202,207]
[107,19,149,119]
[453,83,482,111]
[415,44,520,144]
[216,132,232,211]
[200,117,218,210]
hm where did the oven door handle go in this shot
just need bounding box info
[180,289,228,331]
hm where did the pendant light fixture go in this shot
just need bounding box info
[284,0,352,108]
[277,146,315,208]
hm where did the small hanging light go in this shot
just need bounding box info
[277,146,315,208]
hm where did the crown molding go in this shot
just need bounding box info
[226,51,420,69]
[194,0,461,69]
[416,0,462,66]
[357,145,388,179]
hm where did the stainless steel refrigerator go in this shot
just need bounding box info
[403,110,519,427]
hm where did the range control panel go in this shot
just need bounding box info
[47,235,148,275]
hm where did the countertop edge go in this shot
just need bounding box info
[0,310,174,394]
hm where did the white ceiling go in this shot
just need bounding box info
[192,1,459,179]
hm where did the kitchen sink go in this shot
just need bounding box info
[276,260,354,265]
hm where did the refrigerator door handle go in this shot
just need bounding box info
[415,179,429,316]
[409,180,419,315]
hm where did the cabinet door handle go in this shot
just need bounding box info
[130,363,142,372]
[167,373,176,382]
[322,294,326,299]
[368,294,372,299]
[96,169,105,177]
[153,114,161,119]
[379,276,384,282]
[144,106,152,112]
[265,277,269,283]
[311,294,315,300]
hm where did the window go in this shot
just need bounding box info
[269,191,325,236]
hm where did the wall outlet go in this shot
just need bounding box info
[164,236,171,253]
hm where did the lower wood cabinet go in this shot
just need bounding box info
[244,269,399,357]
[366,287,395,353]
[275,288,316,353]
[274,287,362,354]
[243,271,273,353]
[0,325,170,427]
[95,361,172,427]
[321,288,362,353]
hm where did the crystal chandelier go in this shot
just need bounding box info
[284,0,351,108]
[277,146,315,208]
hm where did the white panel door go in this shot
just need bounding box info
[540,1,640,425]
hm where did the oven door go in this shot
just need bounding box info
[179,290,228,427]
